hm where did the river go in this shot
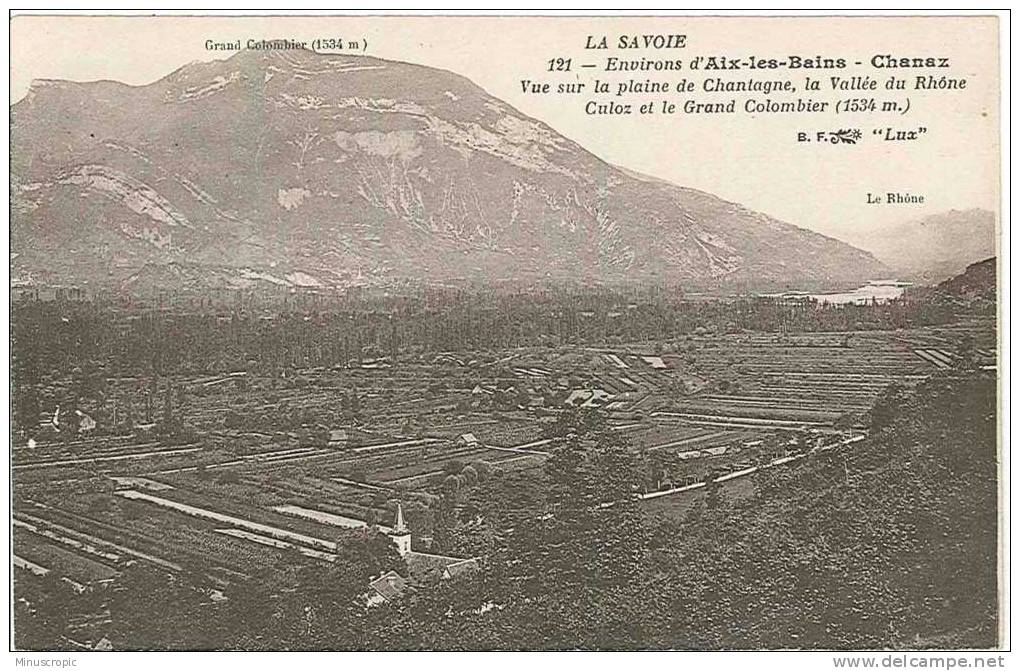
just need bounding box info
[768,280,910,306]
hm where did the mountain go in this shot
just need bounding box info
[936,257,996,307]
[842,209,996,283]
[11,49,889,293]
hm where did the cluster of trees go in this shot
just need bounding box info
[220,387,364,439]
[374,371,998,650]
[10,284,969,441]
[12,369,195,445]
[12,286,956,385]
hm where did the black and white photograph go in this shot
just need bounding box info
[5,10,1009,659]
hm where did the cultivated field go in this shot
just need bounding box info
[13,316,996,596]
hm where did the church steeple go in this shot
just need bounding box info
[394,503,408,533]
[388,503,411,556]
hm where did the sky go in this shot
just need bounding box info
[9,14,1000,243]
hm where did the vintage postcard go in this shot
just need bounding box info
[7,12,1006,657]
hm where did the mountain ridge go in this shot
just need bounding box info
[12,48,890,293]
[842,208,996,283]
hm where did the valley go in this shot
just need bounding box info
[10,276,999,649]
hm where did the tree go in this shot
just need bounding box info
[13,574,76,651]
[471,460,491,482]
[14,384,40,438]
[471,416,652,649]
[869,383,908,433]
[107,563,216,650]
[833,411,861,432]
[441,474,461,498]
[954,333,977,369]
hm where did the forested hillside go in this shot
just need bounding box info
[371,369,998,650]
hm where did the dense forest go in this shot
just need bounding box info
[11,287,956,392]
[14,368,998,650]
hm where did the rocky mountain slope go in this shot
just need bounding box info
[843,209,996,282]
[12,48,888,293]
[936,257,996,308]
